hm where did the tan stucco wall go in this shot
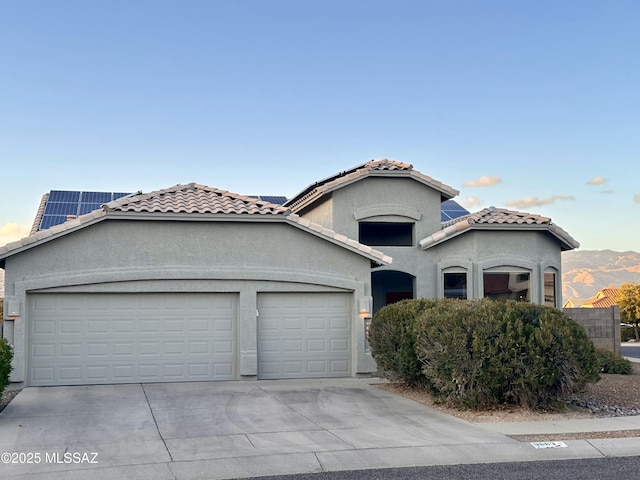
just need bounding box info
[426,230,563,303]
[330,176,443,241]
[3,219,377,384]
[296,176,566,309]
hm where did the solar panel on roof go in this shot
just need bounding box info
[78,203,103,215]
[38,190,134,231]
[441,199,469,212]
[440,200,469,222]
[44,202,79,215]
[39,215,70,230]
[48,190,81,202]
[81,191,112,203]
[258,196,288,204]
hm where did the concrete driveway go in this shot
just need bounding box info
[0,378,614,480]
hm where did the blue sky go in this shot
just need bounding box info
[1,0,638,251]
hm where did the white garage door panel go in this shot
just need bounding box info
[258,292,351,379]
[28,293,237,386]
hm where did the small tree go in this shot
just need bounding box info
[616,282,640,342]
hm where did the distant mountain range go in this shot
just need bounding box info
[562,249,640,303]
[1,250,639,303]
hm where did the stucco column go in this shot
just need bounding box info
[238,287,258,378]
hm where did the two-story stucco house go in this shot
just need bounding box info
[285,159,578,313]
[0,159,578,387]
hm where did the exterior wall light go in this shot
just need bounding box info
[358,297,372,318]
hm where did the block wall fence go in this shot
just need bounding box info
[563,306,621,355]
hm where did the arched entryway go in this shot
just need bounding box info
[371,270,416,314]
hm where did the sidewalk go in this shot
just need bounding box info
[482,414,640,436]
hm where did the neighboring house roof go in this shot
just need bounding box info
[419,206,580,251]
[582,288,620,308]
[563,298,585,308]
[0,183,392,267]
[285,158,459,212]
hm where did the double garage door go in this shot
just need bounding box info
[27,292,351,386]
[28,293,238,386]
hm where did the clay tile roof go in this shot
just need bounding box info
[29,193,49,235]
[285,213,392,265]
[582,288,620,308]
[421,206,579,251]
[0,182,392,266]
[583,296,618,308]
[599,288,620,298]
[459,207,551,226]
[365,158,413,171]
[104,183,289,216]
[286,159,458,212]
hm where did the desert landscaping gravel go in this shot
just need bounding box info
[380,363,640,441]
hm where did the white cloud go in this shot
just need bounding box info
[634,194,640,204]
[462,176,502,187]
[459,196,484,209]
[0,223,31,245]
[504,195,575,209]
[586,176,608,185]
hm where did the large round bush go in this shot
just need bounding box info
[414,299,600,410]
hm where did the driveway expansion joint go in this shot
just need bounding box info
[141,383,174,462]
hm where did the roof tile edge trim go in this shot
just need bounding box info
[285,214,392,264]
[420,206,579,250]
[0,210,108,257]
[286,159,458,212]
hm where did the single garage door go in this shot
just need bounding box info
[257,292,351,379]
[28,292,237,386]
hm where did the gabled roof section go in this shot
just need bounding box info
[0,183,391,267]
[285,214,392,265]
[104,183,289,216]
[419,206,580,251]
[582,288,620,308]
[285,159,459,212]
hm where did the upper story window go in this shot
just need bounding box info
[483,271,531,302]
[359,222,414,246]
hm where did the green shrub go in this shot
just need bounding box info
[595,348,633,375]
[368,298,438,385]
[621,326,636,343]
[0,338,13,394]
[414,299,600,410]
